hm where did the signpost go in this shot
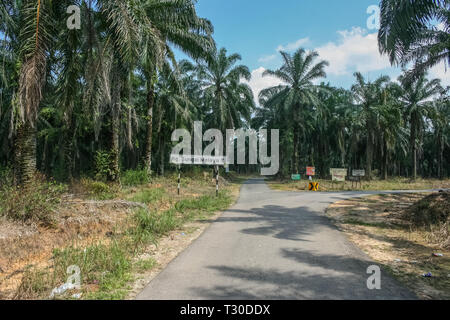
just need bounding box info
[330,168,347,182]
[170,155,226,196]
[309,182,319,191]
[306,167,315,177]
[291,174,301,181]
[351,169,365,189]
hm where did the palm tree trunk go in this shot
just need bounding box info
[160,134,165,176]
[145,80,155,178]
[366,128,373,180]
[383,143,388,180]
[293,125,299,174]
[13,122,37,185]
[110,64,121,182]
[438,132,443,180]
[410,119,417,180]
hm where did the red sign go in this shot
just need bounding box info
[306,167,315,176]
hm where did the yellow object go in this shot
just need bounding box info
[309,182,319,191]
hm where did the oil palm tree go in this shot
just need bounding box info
[351,73,390,180]
[260,48,328,174]
[192,47,254,131]
[139,0,215,178]
[378,0,449,80]
[398,73,443,180]
[430,95,449,179]
[4,0,70,185]
[153,61,193,175]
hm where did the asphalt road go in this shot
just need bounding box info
[137,178,431,300]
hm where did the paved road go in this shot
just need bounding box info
[137,179,434,300]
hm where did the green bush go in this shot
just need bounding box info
[130,188,165,204]
[121,169,149,186]
[94,150,113,182]
[80,178,116,200]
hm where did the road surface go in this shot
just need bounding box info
[137,178,433,300]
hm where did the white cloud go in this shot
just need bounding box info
[242,67,285,105]
[258,54,277,63]
[315,27,391,76]
[276,37,310,52]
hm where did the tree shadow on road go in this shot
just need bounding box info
[218,205,334,242]
[190,248,416,300]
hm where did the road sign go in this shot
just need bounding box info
[352,169,366,177]
[291,174,301,181]
[306,167,315,176]
[170,155,226,166]
[309,182,319,191]
[330,168,347,182]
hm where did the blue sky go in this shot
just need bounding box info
[176,0,448,100]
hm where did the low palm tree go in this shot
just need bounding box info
[259,48,328,173]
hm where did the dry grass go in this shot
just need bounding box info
[327,192,450,300]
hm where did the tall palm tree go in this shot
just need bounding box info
[378,0,449,80]
[351,73,390,180]
[192,48,254,131]
[3,0,69,185]
[430,94,449,179]
[260,48,328,173]
[398,73,443,179]
[153,61,193,175]
[139,0,215,178]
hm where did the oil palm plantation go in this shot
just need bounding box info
[351,73,390,180]
[260,48,328,174]
[378,0,449,80]
[398,73,443,180]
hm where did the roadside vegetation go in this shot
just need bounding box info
[0,169,240,300]
[327,191,450,299]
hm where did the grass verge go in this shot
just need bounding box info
[11,175,236,300]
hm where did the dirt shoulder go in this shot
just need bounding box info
[326,192,450,300]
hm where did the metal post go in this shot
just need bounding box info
[215,165,219,197]
[177,165,181,195]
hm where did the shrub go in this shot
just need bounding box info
[94,150,113,182]
[121,169,149,186]
[130,188,165,204]
[79,178,116,200]
[0,176,66,226]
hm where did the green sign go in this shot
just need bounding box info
[291,174,301,181]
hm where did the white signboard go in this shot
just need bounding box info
[330,168,348,182]
[352,169,365,177]
[170,155,226,166]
